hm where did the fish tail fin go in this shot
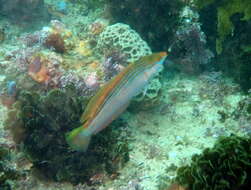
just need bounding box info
[66,126,92,152]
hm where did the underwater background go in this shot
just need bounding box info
[0,0,251,190]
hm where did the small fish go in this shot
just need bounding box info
[66,52,167,151]
[56,1,67,13]
[0,81,17,108]
[7,81,17,96]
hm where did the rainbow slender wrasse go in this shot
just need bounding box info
[66,52,167,151]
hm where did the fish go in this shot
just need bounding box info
[66,52,167,151]
[0,81,17,108]
[7,81,17,96]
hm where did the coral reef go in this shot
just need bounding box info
[232,93,251,136]
[2,1,250,189]
[4,88,129,184]
[28,53,52,84]
[43,20,75,54]
[88,18,109,36]
[0,20,103,97]
[44,32,66,53]
[97,23,152,63]
[174,135,251,190]
[168,7,214,74]
[105,0,185,51]
[102,50,127,80]
[0,147,23,190]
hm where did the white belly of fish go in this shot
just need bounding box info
[89,63,162,135]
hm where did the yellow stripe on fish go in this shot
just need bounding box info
[66,52,167,151]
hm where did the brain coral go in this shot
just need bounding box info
[97,23,152,63]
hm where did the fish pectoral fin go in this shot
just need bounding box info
[80,115,90,124]
[140,84,149,97]
[80,115,85,123]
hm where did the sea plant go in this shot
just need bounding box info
[5,86,129,184]
[194,0,251,91]
[174,135,251,190]
[194,0,251,54]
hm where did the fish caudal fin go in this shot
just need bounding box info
[66,126,92,152]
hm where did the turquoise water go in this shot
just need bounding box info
[0,1,251,190]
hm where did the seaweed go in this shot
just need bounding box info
[5,86,129,184]
[195,0,251,91]
[175,135,251,190]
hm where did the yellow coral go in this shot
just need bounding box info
[63,30,72,39]
[75,40,92,56]
[88,61,100,70]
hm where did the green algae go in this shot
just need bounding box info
[193,0,215,10]
[5,86,129,184]
[195,0,251,54]
[216,0,251,54]
[175,135,251,190]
